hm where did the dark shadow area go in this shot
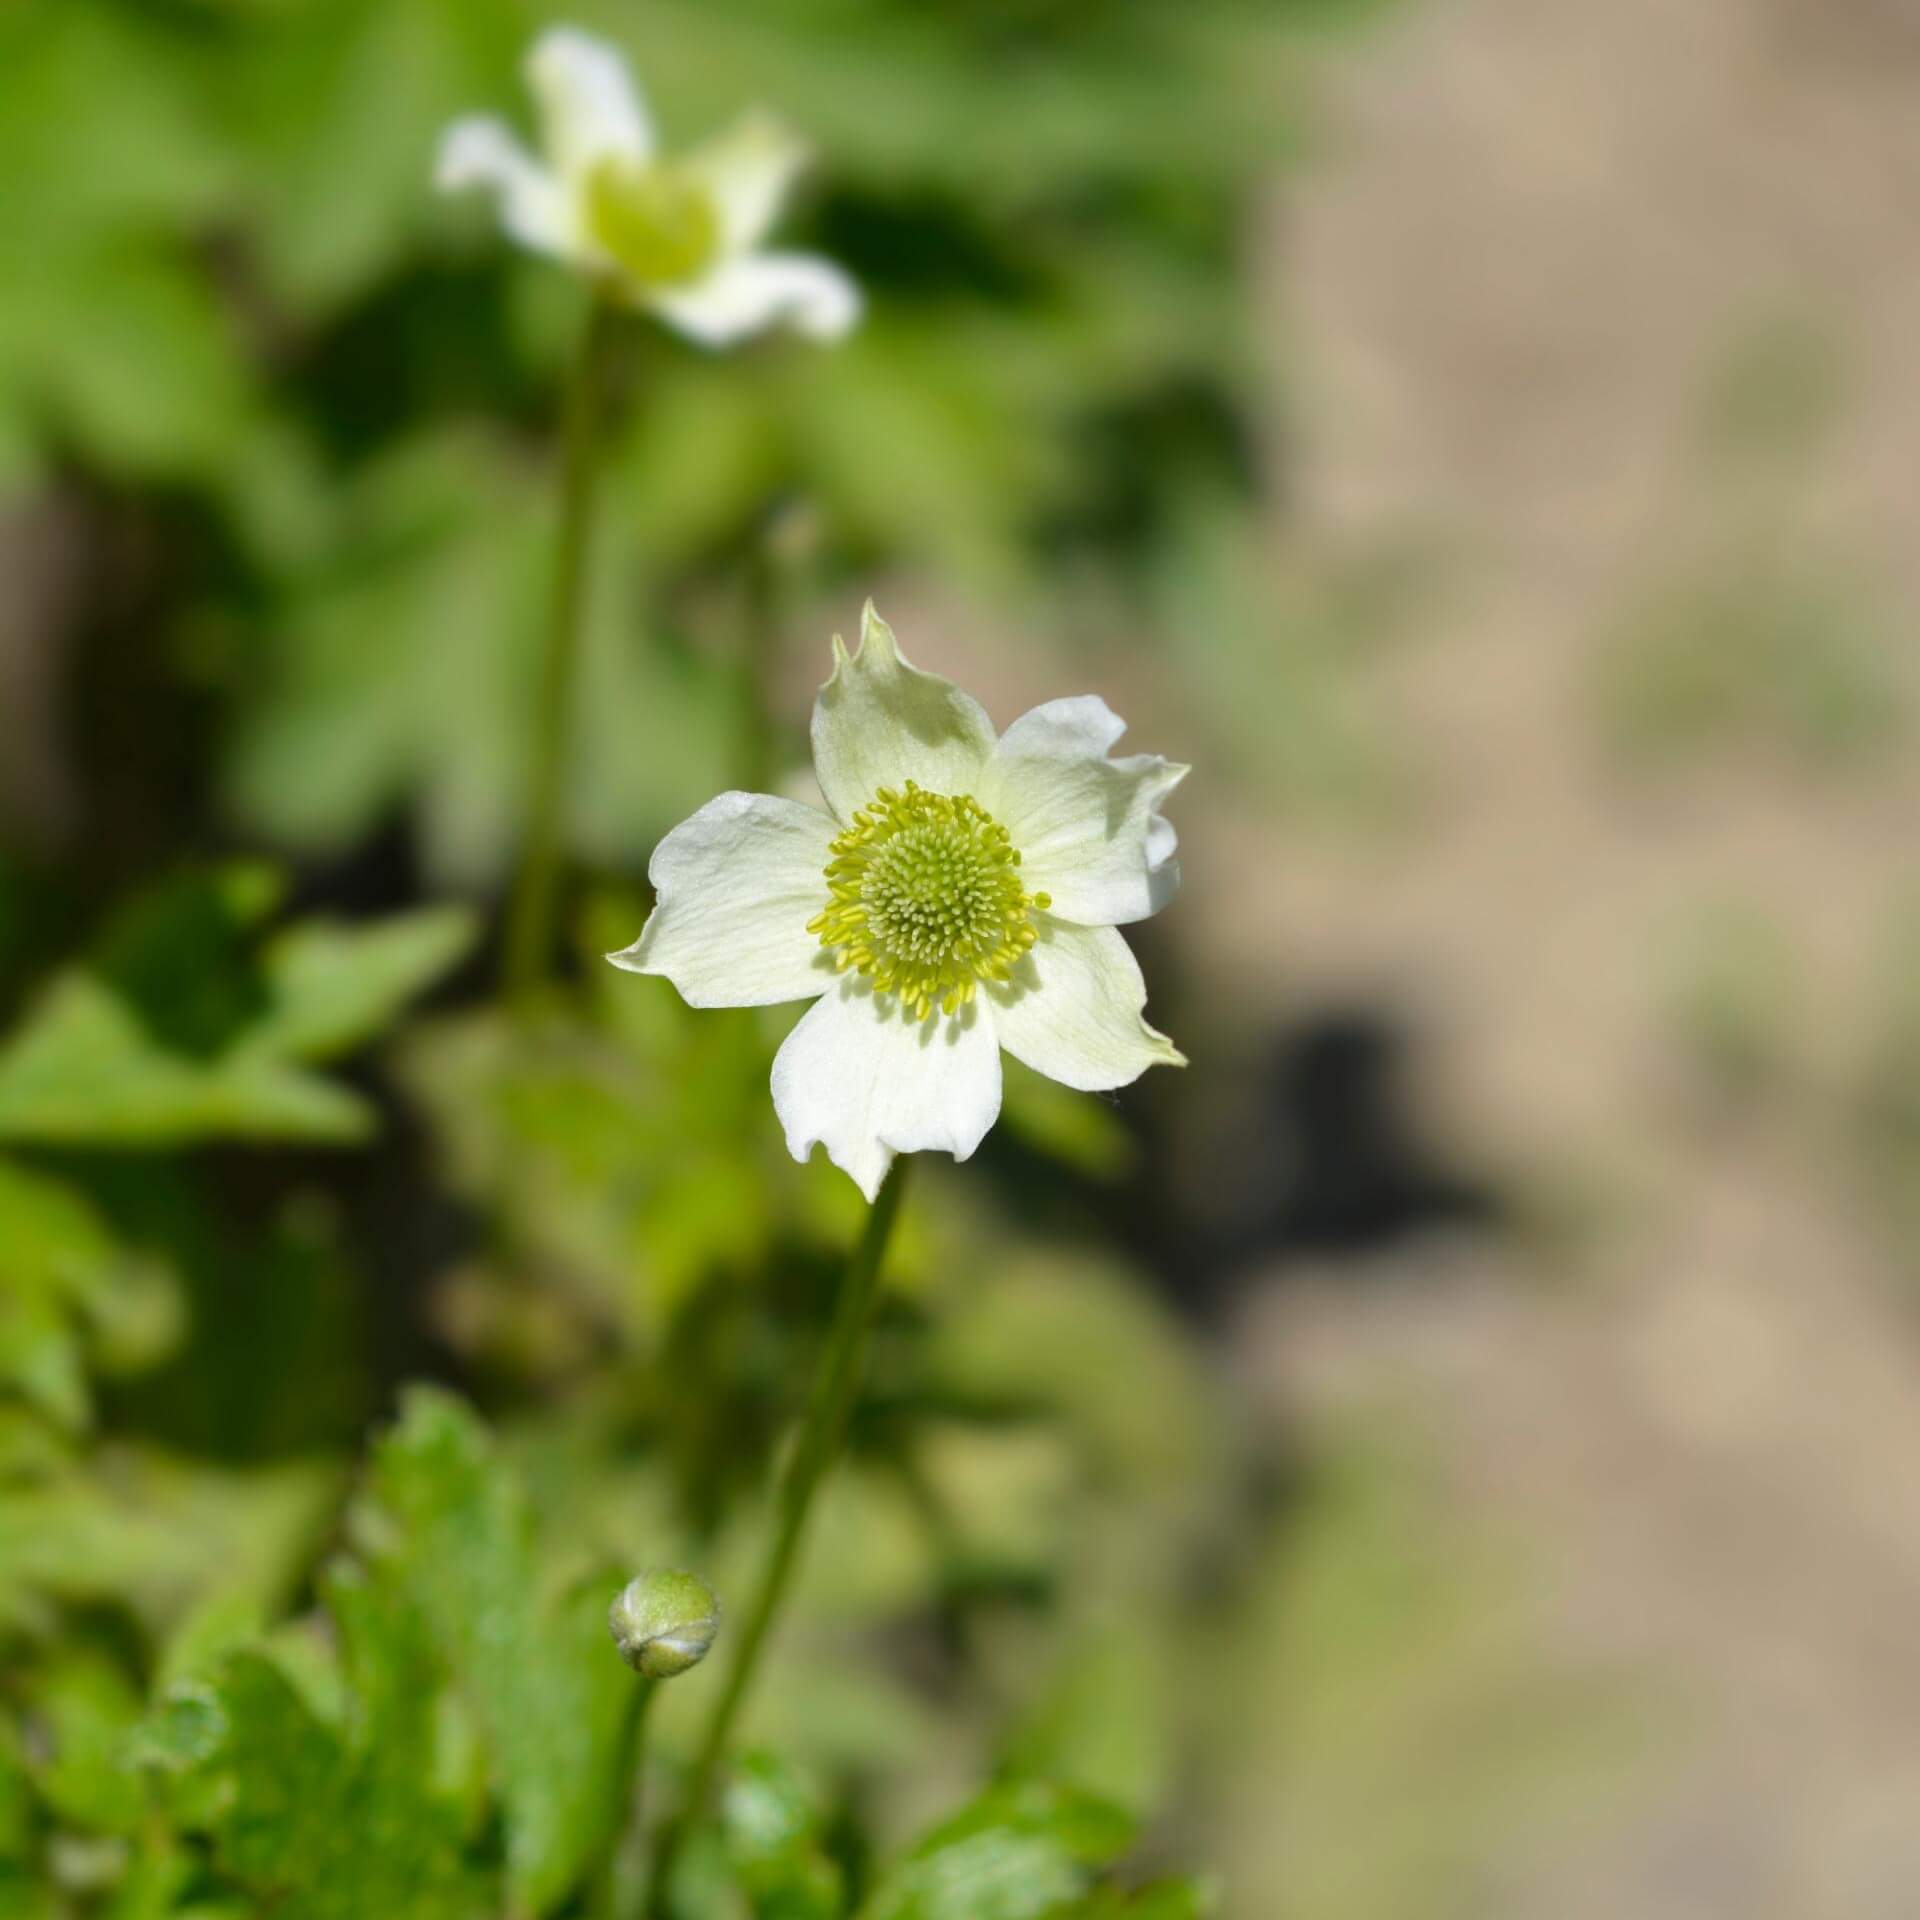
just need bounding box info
[1248,1010,1499,1256]
[978,987,1504,1322]
[1093,997,1505,1315]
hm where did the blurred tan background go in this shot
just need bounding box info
[1192,0,1920,1910]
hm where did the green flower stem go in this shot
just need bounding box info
[735,537,779,794]
[735,503,820,792]
[592,1675,659,1920]
[646,1160,912,1915]
[504,295,617,1006]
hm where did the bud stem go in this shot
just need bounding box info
[504,293,617,1007]
[590,1673,658,1920]
[644,1158,911,1914]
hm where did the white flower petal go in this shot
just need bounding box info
[987,918,1183,1092]
[608,792,837,1008]
[985,696,1186,927]
[687,113,808,253]
[809,604,996,825]
[647,252,862,347]
[528,25,653,179]
[772,981,1003,1201]
[436,117,575,256]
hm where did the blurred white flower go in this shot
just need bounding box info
[610,605,1185,1200]
[436,26,860,346]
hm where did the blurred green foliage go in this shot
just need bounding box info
[1213,1428,1651,1920]
[0,0,1363,881]
[0,870,474,1147]
[0,0,1402,1912]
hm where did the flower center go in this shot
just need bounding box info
[807,782,1051,1021]
[582,158,720,287]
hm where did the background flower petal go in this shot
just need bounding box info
[528,25,654,179]
[435,118,574,257]
[609,791,837,1007]
[771,981,1002,1200]
[985,696,1186,927]
[649,252,862,347]
[987,917,1183,1091]
[809,604,996,825]
[686,113,808,253]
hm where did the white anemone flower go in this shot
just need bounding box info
[436,26,860,347]
[610,605,1186,1200]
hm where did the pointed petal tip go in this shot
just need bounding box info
[649,253,859,348]
[857,599,896,660]
[793,264,863,341]
[810,602,997,818]
[528,22,619,78]
[823,603,901,681]
[780,1116,892,1202]
[1144,1011,1186,1069]
[725,107,809,169]
[435,116,519,191]
[691,109,814,254]
[526,21,654,173]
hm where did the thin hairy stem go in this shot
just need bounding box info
[644,1160,912,1914]
[590,1673,658,1920]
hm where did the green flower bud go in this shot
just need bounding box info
[609,1569,720,1678]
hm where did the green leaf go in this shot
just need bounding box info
[0,1171,100,1431]
[21,1643,146,1835]
[998,1616,1171,1817]
[164,1657,340,1883]
[89,865,283,1059]
[0,975,371,1145]
[94,1833,206,1920]
[143,1576,487,1920]
[242,906,477,1063]
[860,1781,1136,1920]
[0,4,231,234]
[397,996,807,1345]
[223,430,733,884]
[0,1158,179,1430]
[324,1564,483,1914]
[0,882,474,1148]
[0,240,254,481]
[0,3,251,481]
[360,1388,633,1916]
[0,1449,338,1646]
[226,0,522,310]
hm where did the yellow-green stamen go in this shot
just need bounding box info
[807,782,1051,1021]
[582,157,720,287]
